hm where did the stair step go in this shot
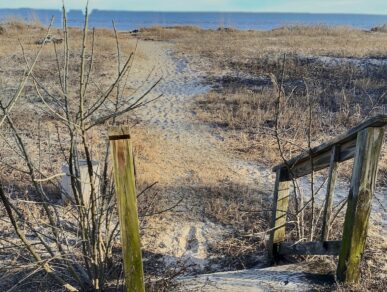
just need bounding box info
[178,264,335,291]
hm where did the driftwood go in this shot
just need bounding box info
[35,34,63,45]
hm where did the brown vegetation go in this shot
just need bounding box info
[135,25,387,290]
[137,24,387,57]
[136,25,387,178]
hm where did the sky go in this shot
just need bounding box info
[0,1,387,15]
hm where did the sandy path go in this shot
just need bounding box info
[124,40,270,270]
[131,40,268,189]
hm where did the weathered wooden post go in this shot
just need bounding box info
[321,145,339,241]
[109,126,145,292]
[268,167,290,262]
[337,126,385,283]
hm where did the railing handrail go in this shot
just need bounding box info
[272,114,387,178]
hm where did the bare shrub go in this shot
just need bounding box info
[0,5,162,291]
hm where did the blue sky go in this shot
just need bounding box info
[1,1,387,14]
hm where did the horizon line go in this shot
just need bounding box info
[1,8,387,17]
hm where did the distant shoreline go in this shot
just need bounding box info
[1,8,387,16]
[1,8,387,31]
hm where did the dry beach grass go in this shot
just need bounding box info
[135,24,387,290]
[0,19,386,291]
[136,24,387,178]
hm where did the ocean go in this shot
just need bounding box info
[1,9,387,31]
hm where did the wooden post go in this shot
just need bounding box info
[321,146,339,241]
[337,127,385,283]
[109,126,145,292]
[268,167,290,262]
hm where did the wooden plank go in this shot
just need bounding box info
[287,138,356,178]
[337,127,385,283]
[278,240,341,256]
[273,115,387,176]
[109,127,145,292]
[321,146,339,241]
[268,168,290,262]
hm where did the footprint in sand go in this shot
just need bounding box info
[186,226,199,253]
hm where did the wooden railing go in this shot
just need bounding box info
[268,115,387,283]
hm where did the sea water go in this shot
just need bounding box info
[1,9,387,31]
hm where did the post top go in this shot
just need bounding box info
[108,126,131,140]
